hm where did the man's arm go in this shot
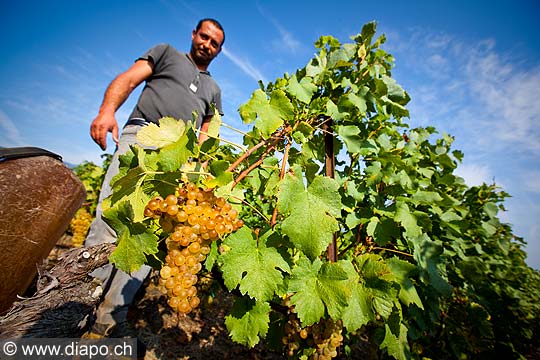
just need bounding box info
[198,115,213,144]
[90,59,154,150]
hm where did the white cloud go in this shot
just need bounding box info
[221,47,268,84]
[466,52,540,152]
[522,170,540,194]
[455,163,494,187]
[390,29,540,155]
[256,3,303,54]
[0,109,25,146]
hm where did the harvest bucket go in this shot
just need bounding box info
[0,147,86,313]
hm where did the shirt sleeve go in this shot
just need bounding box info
[136,44,170,73]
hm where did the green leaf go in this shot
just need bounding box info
[103,201,159,273]
[339,260,375,332]
[288,257,350,326]
[381,75,407,103]
[225,297,271,347]
[356,254,399,319]
[342,282,376,332]
[287,74,317,104]
[386,257,424,309]
[347,92,367,114]
[221,227,290,301]
[337,125,363,153]
[207,105,222,139]
[411,191,443,204]
[483,202,499,218]
[109,146,150,222]
[136,116,185,148]
[411,234,452,296]
[395,202,422,238]
[158,127,199,172]
[325,99,345,120]
[205,160,234,188]
[380,321,410,360]
[366,217,401,246]
[278,174,341,259]
[292,121,314,144]
[239,89,294,138]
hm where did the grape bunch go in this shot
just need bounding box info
[144,182,244,314]
[310,319,343,360]
[281,312,343,359]
[281,314,307,357]
[69,207,93,247]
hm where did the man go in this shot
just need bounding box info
[84,18,225,338]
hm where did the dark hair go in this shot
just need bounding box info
[195,18,225,46]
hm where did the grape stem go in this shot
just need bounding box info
[197,129,246,150]
[226,125,290,173]
[220,122,252,138]
[372,247,413,257]
[270,138,291,227]
[231,136,282,189]
[230,195,270,222]
[338,224,364,257]
[226,139,268,172]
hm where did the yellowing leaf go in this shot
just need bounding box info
[136,116,185,148]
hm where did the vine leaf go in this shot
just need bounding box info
[339,260,375,332]
[109,146,150,222]
[342,254,402,332]
[395,202,422,238]
[342,282,376,332]
[238,89,294,138]
[103,201,159,273]
[412,234,453,296]
[136,116,185,148]
[288,257,350,326]
[206,106,222,139]
[286,74,317,104]
[221,227,290,302]
[380,320,410,360]
[158,127,199,172]
[278,174,341,260]
[225,297,271,348]
[337,125,363,153]
[205,160,234,188]
[386,257,424,309]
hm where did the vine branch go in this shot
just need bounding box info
[271,139,291,227]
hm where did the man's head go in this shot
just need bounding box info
[190,18,225,70]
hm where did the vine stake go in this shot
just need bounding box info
[323,117,337,263]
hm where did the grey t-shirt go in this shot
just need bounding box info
[128,44,223,129]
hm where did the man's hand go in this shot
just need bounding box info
[89,59,153,151]
[90,112,119,151]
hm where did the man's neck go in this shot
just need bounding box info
[187,52,209,72]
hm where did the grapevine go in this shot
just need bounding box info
[100,22,540,359]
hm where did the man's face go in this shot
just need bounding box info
[190,21,224,67]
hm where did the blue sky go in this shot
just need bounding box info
[1,0,539,269]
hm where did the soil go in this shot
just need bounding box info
[126,273,284,360]
[47,237,285,359]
